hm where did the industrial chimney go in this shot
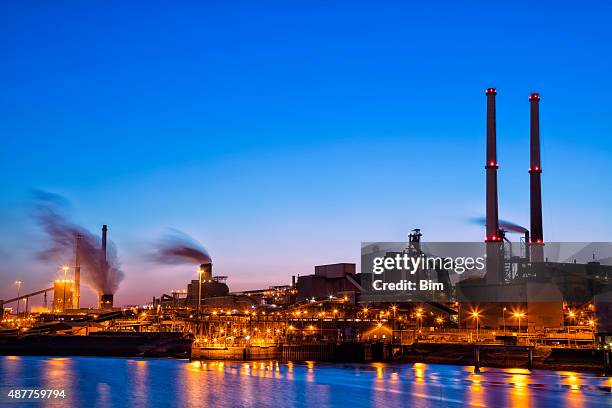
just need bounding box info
[485,88,503,284]
[200,262,212,282]
[99,294,113,310]
[73,233,81,309]
[98,224,113,310]
[101,224,108,263]
[529,93,544,262]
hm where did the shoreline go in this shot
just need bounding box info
[1,333,609,375]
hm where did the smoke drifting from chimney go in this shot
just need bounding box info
[152,229,212,266]
[469,217,528,234]
[32,190,124,295]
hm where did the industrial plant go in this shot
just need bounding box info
[1,90,611,374]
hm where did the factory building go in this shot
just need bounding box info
[155,262,256,310]
[184,263,230,305]
[457,280,564,330]
[296,263,362,301]
[594,284,612,346]
[53,280,74,312]
[98,294,114,310]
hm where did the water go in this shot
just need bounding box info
[0,356,610,407]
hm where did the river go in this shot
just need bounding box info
[0,356,610,407]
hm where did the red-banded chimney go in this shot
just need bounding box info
[485,88,500,242]
[485,88,503,283]
[529,93,544,262]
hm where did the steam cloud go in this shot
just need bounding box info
[32,190,124,294]
[469,216,528,234]
[152,229,212,265]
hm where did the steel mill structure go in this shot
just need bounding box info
[0,89,611,370]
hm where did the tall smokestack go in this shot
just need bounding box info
[73,233,81,309]
[98,224,110,309]
[101,225,108,263]
[485,88,503,283]
[485,88,500,241]
[200,262,212,281]
[529,93,544,262]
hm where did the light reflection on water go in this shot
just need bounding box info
[0,356,610,407]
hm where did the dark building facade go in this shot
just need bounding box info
[297,263,362,301]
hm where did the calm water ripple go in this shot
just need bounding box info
[0,356,610,407]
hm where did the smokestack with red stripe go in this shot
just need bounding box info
[485,88,502,283]
[485,88,500,242]
[529,93,544,262]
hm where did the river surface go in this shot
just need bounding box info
[0,356,610,407]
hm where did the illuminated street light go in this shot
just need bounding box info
[513,312,526,340]
[566,310,577,347]
[471,310,481,341]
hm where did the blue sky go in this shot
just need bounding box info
[1,2,611,306]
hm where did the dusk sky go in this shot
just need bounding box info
[1,2,611,307]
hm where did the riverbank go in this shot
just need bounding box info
[2,334,609,374]
[398,343,608,374]
[0,332,192,358]
[192,342,611,374]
